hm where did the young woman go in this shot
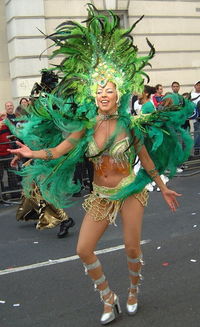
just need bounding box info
[139,85,156,114]
[6,5,193,325]
[152,84,164,108]
[19,97,29,108]
[9,81,181,324]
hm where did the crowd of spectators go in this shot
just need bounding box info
[0,98,30,199]
[132,81,200,156]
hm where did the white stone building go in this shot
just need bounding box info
[0,0,200,110]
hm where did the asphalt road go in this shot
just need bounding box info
[0,173,200,327]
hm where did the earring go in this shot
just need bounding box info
[116,98,120,107]
[95,98,98,107]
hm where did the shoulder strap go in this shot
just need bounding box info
[191,94,200,102]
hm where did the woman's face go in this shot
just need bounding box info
[157,86,163,95]
[96,82,118,114]
[138,92,148,104]
[20,99,29,107]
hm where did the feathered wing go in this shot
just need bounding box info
[111,98,194,200]
[5,95,95,208]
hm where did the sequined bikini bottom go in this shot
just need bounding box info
[82,173,148,225]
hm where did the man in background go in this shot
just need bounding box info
[171,81,180,94]
[5,101,16,122]
[0,102,19,197]
[191,81,200,105]
[190,81,200,154]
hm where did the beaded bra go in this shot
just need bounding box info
[87,136,132,167]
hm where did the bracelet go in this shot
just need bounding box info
[44,148,53,161]
[148,167,159,179]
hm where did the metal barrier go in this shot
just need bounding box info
[191,129,200,156]
[183,130,200,174]
[0,141,22,204]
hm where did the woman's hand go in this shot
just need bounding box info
[161,188,182,212]
[8,141,33,159]
[10,154,22,168]
[0,120,4,129]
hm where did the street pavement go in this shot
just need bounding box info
[0,173,200,327]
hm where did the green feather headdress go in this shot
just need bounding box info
[46,3,155,103]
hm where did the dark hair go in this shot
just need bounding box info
[171,81,180,87]
[155,84,162,91]
[15,105,27,117]
[182,92,190,99]
[144,85,156,98]
[30,70,59,96]
[19,97,29,105]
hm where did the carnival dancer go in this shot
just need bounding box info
[11,156,75,237]
[10,70,75,238]
[7,4,194,324]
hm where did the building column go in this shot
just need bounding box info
[5,0,48,102]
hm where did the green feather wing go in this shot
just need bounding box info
[111,99,194,200]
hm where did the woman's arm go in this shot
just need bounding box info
[8,129,85,160]
[152,95,159,108]
[137,144,182,211]
[138,145,167,191]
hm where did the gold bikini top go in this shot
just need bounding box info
[87,136,132,166]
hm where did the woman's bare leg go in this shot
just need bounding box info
[120,195,144,305]
[77,211,109,263]
[77,212,114,312]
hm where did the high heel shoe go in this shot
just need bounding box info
[82,259,121,325]
[126,254,144,316]
[100,292,122,325]
[126,290,138,315]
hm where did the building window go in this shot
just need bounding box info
[98,10,129,28]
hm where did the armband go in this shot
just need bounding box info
[148,167,159,179]
[44,148,53,161]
